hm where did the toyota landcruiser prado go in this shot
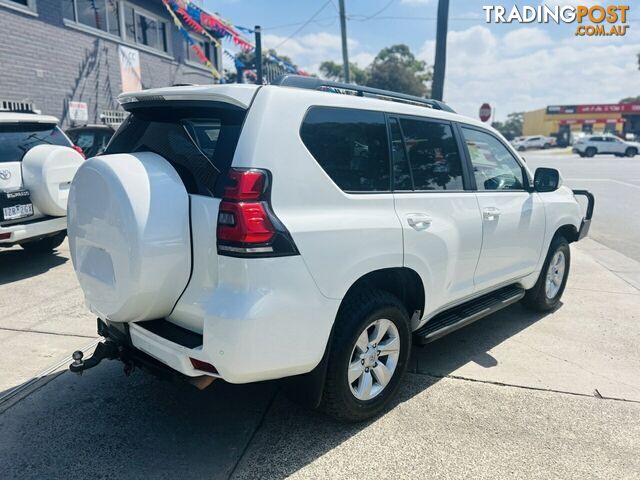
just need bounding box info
[0,107,84,252]
[67,76,594,422]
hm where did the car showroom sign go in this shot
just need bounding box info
[546,104,640,115]
[482,4,630,36]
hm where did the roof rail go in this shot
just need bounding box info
[271,75,455,113]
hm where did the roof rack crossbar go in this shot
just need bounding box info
[271,75,455,113]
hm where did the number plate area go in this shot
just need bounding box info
[0,189,34,222]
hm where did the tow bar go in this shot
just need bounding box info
[69,340,133,375]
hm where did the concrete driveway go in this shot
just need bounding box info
[0,239,639,479]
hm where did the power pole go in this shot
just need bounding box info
[254,25,263,85]
[431,0,449,101]
[338,0,350,83]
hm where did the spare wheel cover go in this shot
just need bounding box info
[67,152,191,323]
[22,145,84,217]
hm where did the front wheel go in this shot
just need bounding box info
[625,147,637,158]
[522,236,570,312]
[585,147,596,158]
[320,289,411,422]
[20,231,66,253]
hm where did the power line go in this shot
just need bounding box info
[355,0,396,21]
[274,0,334,50]
[261,16,337,31]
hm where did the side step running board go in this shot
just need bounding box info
[414,285,525,344]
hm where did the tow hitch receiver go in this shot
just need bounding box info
[69,340,122,375]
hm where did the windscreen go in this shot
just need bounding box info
[105,103,246,197]
[0,123,71,163]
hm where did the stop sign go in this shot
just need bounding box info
[479,103,492,122]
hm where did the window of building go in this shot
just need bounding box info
[399,118,464,191]
[63,0,120,36]
[300,107,391,193]
[461,127,525,191]
[0,0,36,13]
[187,37,217,68]
[124,5,168,52]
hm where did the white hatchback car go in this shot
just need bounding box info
[572,134,639,157]
[0,106,84,252]
[67,77,594,421]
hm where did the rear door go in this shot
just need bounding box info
[390,115,482,315]
[459,125,545,290]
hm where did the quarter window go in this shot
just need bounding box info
[461,127,525,191]
[300,107,391,192]
[389,118,412,191]
[399,118,464,191]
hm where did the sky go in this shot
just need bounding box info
[202,0,640,121]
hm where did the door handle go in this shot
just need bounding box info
[407,213,432,231]
[483,207,501,221]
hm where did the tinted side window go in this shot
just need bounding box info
[461,127,525,191]
[300,107,390,192]
[399,118,464,191]
[389,118,412,190]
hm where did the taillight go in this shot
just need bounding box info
[217,168,298,257]
[72,145,86,159]
[189,357,218,374]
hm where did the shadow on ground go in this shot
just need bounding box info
[0,248,67,285]
[0,303,549,480]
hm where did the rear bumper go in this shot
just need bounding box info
[0,216,66,245]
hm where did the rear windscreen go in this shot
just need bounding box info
[0,123,71,163]
[105,104,246,197]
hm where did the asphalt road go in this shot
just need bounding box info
[525,152,640,262]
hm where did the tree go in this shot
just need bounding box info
[620,96,640,103]
[491,112,523,140]
[225,49,301,83]
[367,44,431,97]
[319,60,369,85]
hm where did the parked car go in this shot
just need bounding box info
[0,107,84,252]
[572,134,639,157]
[66,77,594,422]
[65,124,115,159]
[511,135,555,151]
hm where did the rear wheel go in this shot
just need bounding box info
[518,146,526,152]
[522,235,570,312]
[625,147,637,158]
[320,289,411,422]
[543,143,551,149]
[585,147,596,158]
[20,231,66,253]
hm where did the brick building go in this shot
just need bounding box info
[0,0,223,127]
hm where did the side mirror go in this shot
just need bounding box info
[534,167,560,192]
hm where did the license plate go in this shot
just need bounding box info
[2,203,33,220]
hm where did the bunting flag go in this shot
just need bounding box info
[165,0,310,78]
[161,0,221,79]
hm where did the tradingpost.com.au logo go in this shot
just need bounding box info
[483,4,630,36]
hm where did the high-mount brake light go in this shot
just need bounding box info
[217,168,298,257]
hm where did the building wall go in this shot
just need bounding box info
[522,109,548,136]
[523,109,624,136]
[0,0,220,127]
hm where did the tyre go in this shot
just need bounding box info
[518,146,526,152]
[522,235,570,312]
[585,147,596,158]
[543,143,551,149]
[578,153,585,158]
[20,231,66,253]
[320,289,411,422]
[625,147,637,158]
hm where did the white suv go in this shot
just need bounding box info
[67,77,594,421]
[511,135,555,151]
[572,134,639,157]
[0,108,84,252]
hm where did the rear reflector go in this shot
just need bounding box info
[0,232,11,240]
[190,358,218,374]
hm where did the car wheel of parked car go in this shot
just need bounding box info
[625,147,637,158]
[543,143,551,149]
[320,289,411,422]
[20,231,66,253]
[518,146,526,151]
[522,235,570,312]
[585,147,596,158]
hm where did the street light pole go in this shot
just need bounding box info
[338,0,350,83]
[431,0,449,101]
